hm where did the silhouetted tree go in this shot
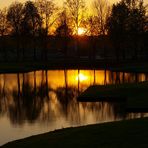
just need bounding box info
[125,0,147,58]
[86,16,99,36]
[56,21,71,37]
[36,0,57,61]
[94,0,110,35]
[107,0,147,60]
[56,10,71,37]
[65,0,86,58]
[107,1,130,60]
[0,8,9,36]
[65,0,86,35]
[36,0,57,36]
[7,2,24,35]
[7,2,24,60]
[86,16,98,61]
[22,1,42,36]
[93,0,111,59]
[55,10,72,57]
[22,1,42,60]
[0,8,9,61]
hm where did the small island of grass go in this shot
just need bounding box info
[78,81,148,111]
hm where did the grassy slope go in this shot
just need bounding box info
[2,118,148,148]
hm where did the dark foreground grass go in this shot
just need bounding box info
[78,81,148,110]
[2,118,148,148]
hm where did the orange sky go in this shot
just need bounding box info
[0,0,147,8]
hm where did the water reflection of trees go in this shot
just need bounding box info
[108,71,148,84]
[0,75,9,116]
[10,74,51,124]
[56,87,77,114]
[79,101,126,122]
[0,70,148,125]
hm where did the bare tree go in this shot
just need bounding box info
[85,16,99,60]
[93,0,110,35]
[22,1,42,60]
[7,2,24,35]
[86,15,99,36]
[0,8,9,61]
[36,0,58,61]
[65,0,86,58]
[36,0,57,35]
[55,10,71,37]
[55,10,72,57]
[93,0,111,60]
[7,2,24,60]
[65,0,86,35]
[0,8,9,36]
[22,1,42,36]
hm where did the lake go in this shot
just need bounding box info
[0,69,148,145]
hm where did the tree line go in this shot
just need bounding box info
[0,0,147,61]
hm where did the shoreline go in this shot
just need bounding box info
[0,60,148,74]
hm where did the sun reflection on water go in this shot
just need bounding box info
[76,73,88,82]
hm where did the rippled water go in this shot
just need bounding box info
[0,69,148,145]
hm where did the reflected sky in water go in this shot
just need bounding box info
[0,69,148,145]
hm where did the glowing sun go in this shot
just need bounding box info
[78,27,87,35]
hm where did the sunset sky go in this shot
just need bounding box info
[0,0,147,8]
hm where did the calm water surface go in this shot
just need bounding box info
[0,69,148,145]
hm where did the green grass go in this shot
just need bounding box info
[78,81,148,109]
[2,117,148,148]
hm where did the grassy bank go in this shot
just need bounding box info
[2,117,148,148]
[78,81,148,110]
